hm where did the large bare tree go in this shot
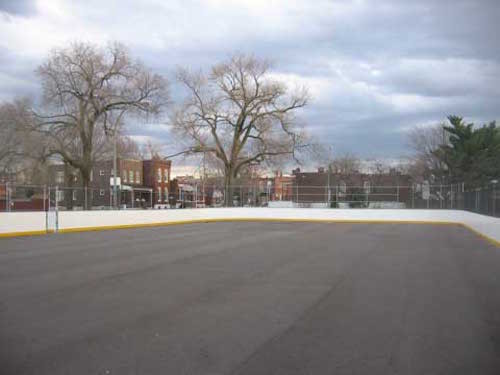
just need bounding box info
[172,54,308,205]
[34,41,168,208]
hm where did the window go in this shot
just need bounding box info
[157,187,161,202]
[56,171,64,184]
[164,187,169,202]
[72,190,77,201]
[157,168,162,182]
[90,170,93,182]
[129,170,134,183]
[363,181,371,194]
[56,190,64,201]
[122,169,127,183]
[100,189,105,196]
[99,170,105,176]
[135,171,140,184]
[339,181,347,194]
[163,169,168,182]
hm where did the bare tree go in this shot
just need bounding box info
[33,41,168,208]
[330,153,361,175]
[0,98,49,182]
[0,99,29,174]
[172,54,308,205]
[407,123,448,182]
[117,135,142,159]
[142,139,165,160]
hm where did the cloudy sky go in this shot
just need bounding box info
[1,0,499,167]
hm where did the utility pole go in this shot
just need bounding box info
[202,151,206,207]
[104,108,127,210]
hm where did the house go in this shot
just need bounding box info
[167,178,197,208]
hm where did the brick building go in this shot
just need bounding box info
[48,158,173,209]
[143,158,172,205]
[272,171,295,201]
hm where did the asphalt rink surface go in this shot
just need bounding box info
[1,222,500,375]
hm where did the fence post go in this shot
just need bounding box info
[5,182,9,212]
[493,184,496,216]
[462,183,465,210]
[84,186,87,210]
[45,186,49,233]
[411,184,415,208]
[476,189,479,212]
[43,185,46,212]
[450,184,453,209]
[55,185,59,233]
[440,184,443,209]
[493,184,497,217]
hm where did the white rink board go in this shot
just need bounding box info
[0,208,499,244]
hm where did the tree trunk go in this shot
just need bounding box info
[224,165,240,207]
[224,171,234,207]
[64,163,74,211]
[81,139,93,210]
[80,169,92,210]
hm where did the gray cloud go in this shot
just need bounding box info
[0,0,36,16]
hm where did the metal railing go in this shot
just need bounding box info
[1,182,499,217]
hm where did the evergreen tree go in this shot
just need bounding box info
[437,116,500,186]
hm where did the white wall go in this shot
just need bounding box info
[0,212,46,234]
[1,208,499,244]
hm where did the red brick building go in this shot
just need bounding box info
[143,158,172,205]
[272,171,295,201]
[49,158,149,208]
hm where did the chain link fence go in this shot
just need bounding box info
[1,182,499,217]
